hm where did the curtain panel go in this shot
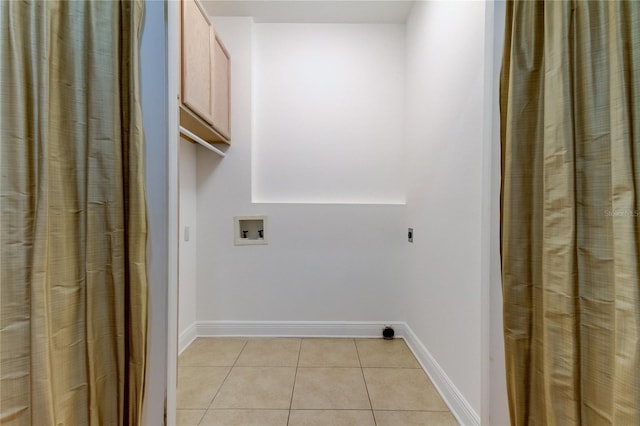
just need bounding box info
[0,1,148,424]
[500,1,640,425]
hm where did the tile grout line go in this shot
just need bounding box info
[286,338,303,426]
[196,339,249,425]
[354,338,378,426]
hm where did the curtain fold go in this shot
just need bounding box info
[0,1,148,424]
[501,1,640,425]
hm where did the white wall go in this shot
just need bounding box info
[185,5,509,424]
[195,17,406,323]
[253,23,405,204]
[403,0,487,417]
[179,139,198,337]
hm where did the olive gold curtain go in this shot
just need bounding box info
[0,1,148,425]
[500,1,640,425]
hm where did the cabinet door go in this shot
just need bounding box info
[211,34,231,139]
[181,0,213,124]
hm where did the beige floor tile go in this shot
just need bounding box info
[235,338,301,367]
[288,410,376,426]
[179,338,247,367]
[211,367,296,409]
[298,338,360,367]
[176,409,206,426]
[199,409,289,426]
[356,339,420,368]
[291,367,371,410]
[363,368,448,411]
[177,366,231,409]
[374,410,458,426]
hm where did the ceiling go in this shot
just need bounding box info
[201,0,416,24]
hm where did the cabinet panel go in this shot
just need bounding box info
[211,35,231,140]
[181,0,213,124]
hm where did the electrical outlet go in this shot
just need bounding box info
[408,228,413,243]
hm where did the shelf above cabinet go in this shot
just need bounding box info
[180,125,226,157]
[179,104,230,150]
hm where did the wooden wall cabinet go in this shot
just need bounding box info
[211,35,230,140]
[180,0,230,146]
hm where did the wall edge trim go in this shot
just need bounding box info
[178,322,198,355]
[402,323,481,426]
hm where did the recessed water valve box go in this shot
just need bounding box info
[234,216,268,245]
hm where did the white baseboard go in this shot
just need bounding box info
[185,320,478,425]
[402,325,480,426]
[195,320,399,338]
[178,322,198,355]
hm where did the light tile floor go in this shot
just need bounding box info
[177,338,458,426]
